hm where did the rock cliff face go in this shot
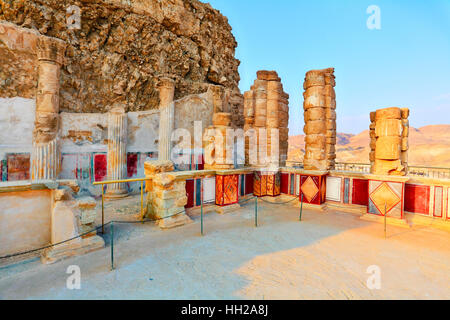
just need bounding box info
[0,0,243,126]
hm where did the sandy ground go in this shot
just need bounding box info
[0,195,449,300]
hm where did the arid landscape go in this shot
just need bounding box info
[288,124,450,167]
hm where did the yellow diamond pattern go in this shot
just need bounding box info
[370,182,400,215]
[301,176,319,202]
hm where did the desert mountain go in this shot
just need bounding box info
[288,124,450,167]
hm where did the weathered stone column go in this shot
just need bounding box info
[31,35,66,182]
[302,68,336,171]
[105,107,128,198]
[157,77,175,161]
[243,71,290,168]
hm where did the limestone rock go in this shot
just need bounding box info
[0,0,244,127]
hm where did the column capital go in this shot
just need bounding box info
[156,76,175,91]
[37,35,66,65]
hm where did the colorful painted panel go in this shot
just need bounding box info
[185,179,195,208]
[434,186,443,218]
[404,184,430,215]
[240,174,245,197]
[223,174,239,205]
[326,176,342,202]
[352,179,369,206]
[203,177,215,204]
[127,153,138,178]
[368,180,403,218]
[7,153,30,181]
[60,153,78,180]
[281,173,289,194]
[1,159,7,181]
[195,178,202,206]
[300,175,321,205]
[290,174,295,195]
[253,172,261,197]
[245,173,253,195]
[343,178,350,204]
[94,153,107,182]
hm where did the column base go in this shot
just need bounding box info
[104,189,129,199]
[157,212,193,229]
[40,235,105,265]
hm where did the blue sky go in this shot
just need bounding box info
[204,0,450,135]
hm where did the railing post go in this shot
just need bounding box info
[254,196,258,227]
[140,180,144,223]
[201,186,204,236]
[299,193,303,221]
[384,202,387,240]
[110,221,115,270]
[101,184,105,234]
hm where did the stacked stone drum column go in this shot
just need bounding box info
[31,35,66,182]
[157,77,176,161]
[243,70,289,168]
[302,68,336,171]
[370,107,409,175]
[105,107,128,198]
[365,107,410,219]
[204,112,234,170]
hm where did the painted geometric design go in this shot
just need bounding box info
[253,172,261,197]
[215,175,224,206]
[369,182,401,216]
[301,176,319,202]
[223,174,238,205]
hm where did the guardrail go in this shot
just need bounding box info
[286,161,450,179]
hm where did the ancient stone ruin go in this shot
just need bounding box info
[243,71,290,168]
[302,68,336,171]
[369,107,409,175]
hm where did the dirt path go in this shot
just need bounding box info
[0,200,449,299]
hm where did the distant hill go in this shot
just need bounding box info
[288,124,450,167]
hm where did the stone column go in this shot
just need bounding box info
[302,68,336,171]
[105,107,128,198]
[157,77,175,161]
[243,70,289,168]
[31,35,66,182]
[370,107,409,175]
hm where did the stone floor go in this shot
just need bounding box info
[0,196,449,299]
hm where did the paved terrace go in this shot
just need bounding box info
[0,196,449,299]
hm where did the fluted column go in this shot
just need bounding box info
[157,77,175,161]
[31,35,66,182]
[105,107,128,198]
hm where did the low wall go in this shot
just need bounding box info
[0,182,52,257]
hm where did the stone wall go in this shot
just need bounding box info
[0,0,244,127]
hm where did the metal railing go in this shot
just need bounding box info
[287,161,450,179]
[93,178,150,234]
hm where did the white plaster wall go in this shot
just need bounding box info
[59,112,108,153]
[0,188,52,256]
[127,110,159,153]
[0,97,35,159]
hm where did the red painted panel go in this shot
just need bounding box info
[7,154,30,181]
[127,153,138,177]
[281,173,289,194]
[404,184,430,215]
[94,154,107,182]
[185,179,195,208]
[352,179,369,206]
[197,154,204,170]
[245,173,253,195]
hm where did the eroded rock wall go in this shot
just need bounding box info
[0,0,243,127]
